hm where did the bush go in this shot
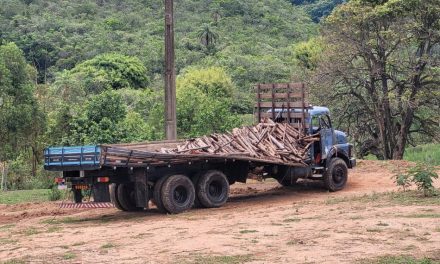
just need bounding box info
[395,163,439,197]
[48,186,63,201]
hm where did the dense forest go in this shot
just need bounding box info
[0,0,438,190]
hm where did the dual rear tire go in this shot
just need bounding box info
[109,183,143,212]
[153,170,230,214]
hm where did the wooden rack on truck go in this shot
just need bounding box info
[255,82,310,129]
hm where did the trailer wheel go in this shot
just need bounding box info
[161,175,195,214]
[117,183,143,211]
[197,170,229,208]
[323,158,348,192]
[153,175,172,213]
[109,184,124,211]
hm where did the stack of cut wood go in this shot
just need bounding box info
[161,118,320,165]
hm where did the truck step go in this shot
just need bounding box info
[59,202,114,209]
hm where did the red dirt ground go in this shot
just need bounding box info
[0,160,439,263]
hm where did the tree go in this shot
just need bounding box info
[54,53,149,97]
[196,23,220,51]
[176,67,241,138]
[311,0,440,159]
[0,43,43,187]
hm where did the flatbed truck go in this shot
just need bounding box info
[44,83,356,214]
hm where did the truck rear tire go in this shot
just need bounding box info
[196,170,229,208]
[161,174,195,214]
[323,158,348,192]
[117,183,143,211]
[109,183,124,211]
[153,175,172,213]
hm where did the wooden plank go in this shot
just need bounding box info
[258,93,304,99]
[256,83,304,90]
[258,112,310,119]
[254,102,306,108]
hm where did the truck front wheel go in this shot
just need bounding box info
[196,170,229,208]
[161,174,195,214]
[323,158,348,192]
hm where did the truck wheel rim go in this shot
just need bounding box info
[333,166,345,184]
[174,186,188,204]
[208,180,223,198]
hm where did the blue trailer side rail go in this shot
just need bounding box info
[44,145,102,171]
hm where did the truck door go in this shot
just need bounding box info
[319,115,334,159]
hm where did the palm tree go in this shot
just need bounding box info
[196,23,219,48]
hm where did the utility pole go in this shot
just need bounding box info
[164,0,177,140]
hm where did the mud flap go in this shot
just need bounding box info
[92,183,111,202]
[135,169,149,208]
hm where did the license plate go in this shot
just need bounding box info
[58,184,68,190]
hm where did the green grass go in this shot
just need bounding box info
[283,218,301,223]
[0,189,50,205]
[1,259,27,264]
[101,243,116,249]
[62,252,76,260]
[0,238,18,245]
[325,191,440,206]
[400,213,440,219]
[358,255,440,264]
[188,254,253,264]
[404,144,440,165]
[239,230,258,234]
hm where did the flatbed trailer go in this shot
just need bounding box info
[44,83,356,214]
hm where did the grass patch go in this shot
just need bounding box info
[404,143,440,165]
[358,255,439,264]
[188,254,253,264]
[0,189,50,205]
[2,259,26,264]
[366,228,383,233]
[40,215,120,225]
[0,224,15,230]
[400,213,440,218]
[376,222,389,226]
[62,252,76,260]
[239,230,258,234]
[23,228,41,236]
[47,226,62,233]
[325,191,440,206]
[101,242,116,249]
[72,241,86,246]
[286,239,305,245]
[283,218,301,223]
[0,238,18,245]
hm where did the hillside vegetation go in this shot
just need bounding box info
[0,0,438,190]
[0,0,319,189]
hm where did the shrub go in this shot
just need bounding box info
[47,187,63,201]
[395,163,439,197]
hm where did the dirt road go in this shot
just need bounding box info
[1,160,439,263]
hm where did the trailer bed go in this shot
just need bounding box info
[44,141,306,171]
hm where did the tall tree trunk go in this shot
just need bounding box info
[1,162,8,191]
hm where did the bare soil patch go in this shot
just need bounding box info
[0,160,439,263]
